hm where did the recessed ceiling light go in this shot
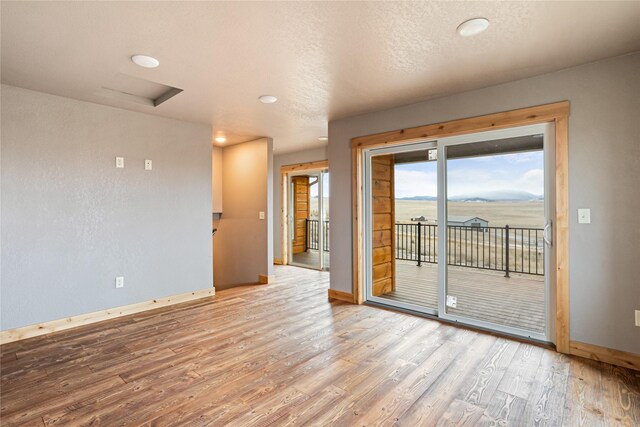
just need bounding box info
[457,18,490,37]
[131,54,159,68]
[215,136,226,143]
[318,137,328,141]
[258,95,278,104]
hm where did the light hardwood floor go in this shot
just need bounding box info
[1,266,638,426]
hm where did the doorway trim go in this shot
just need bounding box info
[280,160,329,267]
[351,102,570,352]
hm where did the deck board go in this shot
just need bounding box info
[383,261,546,333]
[292,249,330,269]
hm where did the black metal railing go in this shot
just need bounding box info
[395,223,544,276]
[306,219,330,252]
[304,220,544,276]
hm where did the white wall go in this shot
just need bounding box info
[272,147,328,262]
[1,85,213,330]
[328,53,640,354]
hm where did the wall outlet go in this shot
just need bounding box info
[116,157,124,169]
[115,276,124,289]
[578,208,591,224]
[259,211,265,220]
[635,310,640,327]
[145,159,152,170]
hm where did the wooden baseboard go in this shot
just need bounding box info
[328,289,355,303]
[273,258,284,265]
[259,274,276,284]
[569,340,640,371]
[0,288,215,345]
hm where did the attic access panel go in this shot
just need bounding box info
[98,73,183,107]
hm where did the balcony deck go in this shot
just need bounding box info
[291,249,330,270]
[383,260,545,333]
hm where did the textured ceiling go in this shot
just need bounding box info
[2,1,640,153]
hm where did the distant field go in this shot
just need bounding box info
[308,197,543,228]
[395,200,544,228]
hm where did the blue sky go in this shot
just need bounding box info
[308,173,329,198]
[394,151,544,198]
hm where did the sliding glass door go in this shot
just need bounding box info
[364,123,554,342]
[289,170,330,271]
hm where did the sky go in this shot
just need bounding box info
[308,173,329,198]
[394,151,544,198]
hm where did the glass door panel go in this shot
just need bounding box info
[290,174,321,269]
[365,143,439,314]
[321,171,330,270]
[441,130,550,340]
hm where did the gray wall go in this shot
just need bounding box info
[212,146,223,213]
[328,53,640,354]
[1,84,213,330]
[272,147,328,262]
[213,137,273,289]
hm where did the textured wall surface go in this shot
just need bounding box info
[328,53,640,354]
[213,138,273,289]
[1,85,213,330]
[272,147,328,262]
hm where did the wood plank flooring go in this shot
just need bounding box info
[385,261,545,332]
[1,265,639,426]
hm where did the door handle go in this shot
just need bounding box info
[543,221,552,247]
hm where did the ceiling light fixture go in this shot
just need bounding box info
[258,95,278,104]
[215,136,226,143]
[131,54,160,68]
[318,137,328,141]
[456,18,490,37]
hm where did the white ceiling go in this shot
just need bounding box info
[2,1,640,153]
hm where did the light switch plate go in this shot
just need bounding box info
[145,160,152,170]
[116,157,124,169]
[635,310,640,327]
[259,211,265,220]
[578,208,591,224]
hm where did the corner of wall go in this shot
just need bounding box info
[266,138,275,276]
[213,137,272,289]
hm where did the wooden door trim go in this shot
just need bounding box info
[280,160,329,266]
[351,101,570,353]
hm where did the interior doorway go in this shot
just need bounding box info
[363,123,555,342]
[289,171,330,270]
[280,161,330,271]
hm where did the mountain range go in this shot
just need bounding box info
[398,190,543,202]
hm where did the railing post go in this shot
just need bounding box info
[504,224,510,278]
[305,219,309,251]
[417,222,422,267]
